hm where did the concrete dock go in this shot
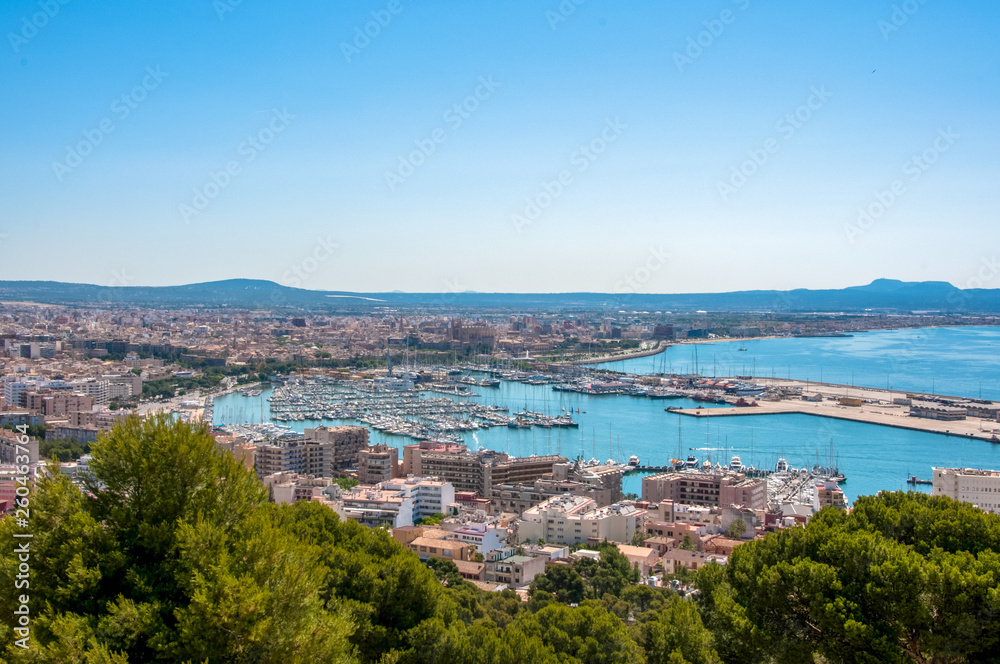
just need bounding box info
[669,394,1000,442]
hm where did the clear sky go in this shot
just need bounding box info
[2,0,998,294]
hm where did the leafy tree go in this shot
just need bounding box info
[634,595,721,664]
[531,565,586,605]
[415,513,444,526]
[724,519,747,540]
[332,475,359,490]
[0,415,354,663]
[698,492,1000,664]
[516,603,643,664]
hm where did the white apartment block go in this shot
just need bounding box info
[517,494,646,545]
[70,379,111,405]
[341,477,455,529]
[932,467,1000,514]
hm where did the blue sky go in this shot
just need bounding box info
[2,0,998,293]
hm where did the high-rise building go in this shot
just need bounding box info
[357,444,399,484]
[303,426,369,470]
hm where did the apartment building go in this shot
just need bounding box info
[517,494,646,545]
[49,425,100,446]
[25,391,95,417]
[813,479,847,511]
[932,467,1000,514]
[552,461,624,503]
[357,443,399,484]
[445,520,507,555]
[641,470,766,510]
[0,430,38,466]
[69,379,111,405]
[341,477,455,529]
[483,550,547,589]
[491,478,611,515]
[262,472,342,505]
[402,441,566,498]
[406,537,469,562]
[303,425,369,470]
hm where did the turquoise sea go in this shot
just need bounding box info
[588,326,1000,400]
[212,326,1000,503]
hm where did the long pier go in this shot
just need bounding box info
[666,402,1000,442]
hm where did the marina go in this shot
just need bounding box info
[207,328,1000,504]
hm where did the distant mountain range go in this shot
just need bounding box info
[0,278,998,313]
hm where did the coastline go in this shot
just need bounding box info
[563,341,667,366]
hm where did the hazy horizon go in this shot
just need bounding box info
[1,275,993,296]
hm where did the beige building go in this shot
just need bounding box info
[615,543,659,578]
[813,479,847,511]
[406,537,471,562]
[304,426,369,470]
[517,494,646,545]
[25,391,94,417]
[484,552,547,589]
[932,467,1000,514]
[491,478,611,515]
[357,444,399,484]
[641,470,766,510]
[262,472,341,505]
[402,441,565,498]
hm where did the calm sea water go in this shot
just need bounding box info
[588,326,1000,400]
[212,327,1000,503]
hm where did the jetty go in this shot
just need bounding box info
[666,398,1000,442]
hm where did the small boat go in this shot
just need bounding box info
[627,455,640,467]
[729,455,743,471]
[737,348,748,352]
